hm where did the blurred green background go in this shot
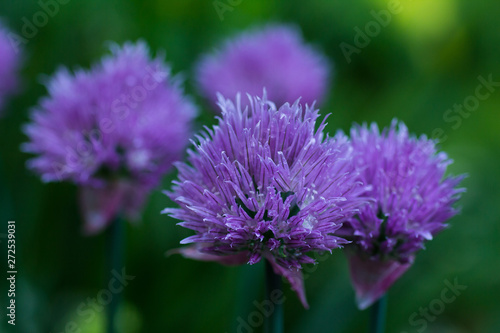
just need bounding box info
[1,0,499,332]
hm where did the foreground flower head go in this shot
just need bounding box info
[196,24,330,109]
[24,41,197,234]
[0,22,22,113]
[165,93,366,307]
[341,120,465,309]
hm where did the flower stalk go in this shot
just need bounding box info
[106,215,125,333]
[369,294,387,333]
[265,260,284,333]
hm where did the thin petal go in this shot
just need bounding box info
[168,244,249,266]
[265,254,309,309]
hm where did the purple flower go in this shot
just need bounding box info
[23,41,197,234]
[195,24,330,110]
[0,22,22,113]
[340,120,465,309]
[164,93,367,308]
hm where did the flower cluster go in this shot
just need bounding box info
[165,93,367,307]
[340,120,465,309]
[0,22,22,112]
[196,24,330,109]
[20,21,467,315]
[24,41,197,233]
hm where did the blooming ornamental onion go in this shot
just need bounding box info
[340,120,465,310]
[23,41,197,234]
[196,24,330,110]
[164,93,367,307]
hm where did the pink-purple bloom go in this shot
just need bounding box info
[23,41,197,234]
[341,120,465,309]
[0,22,21,113]
[165,93,366,308]
[195,25,330,110]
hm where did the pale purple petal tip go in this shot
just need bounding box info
[347,253,412,310]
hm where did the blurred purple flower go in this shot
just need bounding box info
[340,120,465,309]
[164,93,366,308]
[23,41,197,234]
[0,22,22,113]
[196,24,330,110]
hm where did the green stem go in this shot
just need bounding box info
[369,294,387,333]
[106,214,125,333]
[231,264,262,332]
[264,260,284,333]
